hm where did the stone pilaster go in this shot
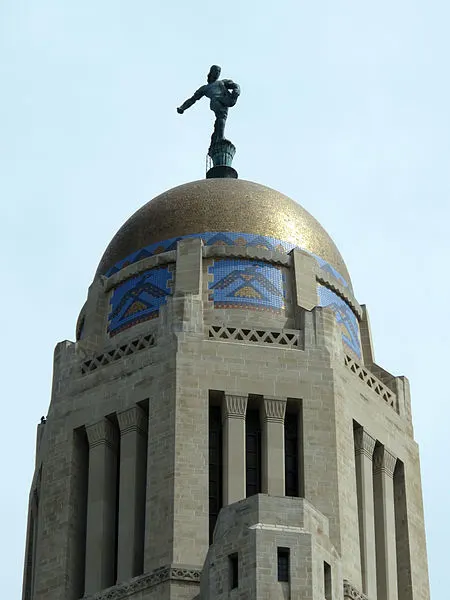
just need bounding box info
[262,396,287,496]
[291,248,318,311]
[117,406,148,583]
[174,237,203,296]
[85,418,119,595]
[354,428,377,599]
[373,445,398,600]
[359,304,375,365]
[222,393,248,505]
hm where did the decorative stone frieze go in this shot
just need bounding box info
[343,579,369,600]
[262,396,287,423]
[86,419,118,450]
[373,446,397,478]
[81,333,156,375]
[81,565,201,600]
[223,393,248,419]
[208,324,302,348]
[117,406,148,436]
[344,353,397,412]
[354,428,376,459]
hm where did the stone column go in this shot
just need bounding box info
[85,419,118,595]
[117,406,148,583]
[222,393,248,505]
[262,396,287,496]
[354,428,377,599]
[373,445,398,600]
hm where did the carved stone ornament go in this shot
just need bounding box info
[263,396,287,423]
[223,394,248,419]
[117,405,148,436]
[86,418,118,450]
[82,565,201,600]
[343,579,369,600]
[373,446,397,478]
[354,428,376,459]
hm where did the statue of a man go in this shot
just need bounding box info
[177,65,241,145]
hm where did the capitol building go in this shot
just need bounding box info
[22,170,430,599]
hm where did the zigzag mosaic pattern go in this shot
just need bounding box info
[107,266,172,336]
[208,259,285,313]
[317,284,361,359]
[104,231,348,288]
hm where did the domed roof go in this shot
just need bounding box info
[96,178,351,285]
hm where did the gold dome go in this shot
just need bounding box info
[96,178,351,284]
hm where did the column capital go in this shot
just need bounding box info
[263,396,287,423]
[117,406,148,436]
[86,418,118,450]
[223,393,248,420]
[354,428,376,459]
[373,446,397,478]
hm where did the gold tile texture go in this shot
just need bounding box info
[96,178,350,284]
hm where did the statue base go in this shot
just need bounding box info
[206,139,238,179]
[206,165,238,179]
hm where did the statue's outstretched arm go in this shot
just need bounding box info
[177,86,206,114]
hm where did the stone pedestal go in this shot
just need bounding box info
[354,428,377,599]
[373,446,398,600]
[117,406,148,582]
[222,394,248,505]
[262,396,287,496]
[85,419,118,594]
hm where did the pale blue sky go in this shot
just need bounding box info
[1,1,448,597]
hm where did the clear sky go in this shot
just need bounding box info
[1,1,448,597]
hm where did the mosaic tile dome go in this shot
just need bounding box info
[96,178,351,285]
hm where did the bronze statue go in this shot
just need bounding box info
[177,65,240,145]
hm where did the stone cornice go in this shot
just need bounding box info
[354,428,376,459]
[81,565,201,600]
[117,406,148,436]
[86,419,118,450]
[263,396,287,423]
[373,446,397,478]
[223,393,248,419]
[316,272,362,320]
[105,251,176,292]
[343,580,369,600]
[203,244,290,266]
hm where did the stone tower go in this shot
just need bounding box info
[22,175,430,600]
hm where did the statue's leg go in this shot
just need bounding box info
[210,103,228,144]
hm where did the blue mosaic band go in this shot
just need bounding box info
[107,266,172,336]
[104,231,348,289]
[317,284,362,359]
[208,259,286,313]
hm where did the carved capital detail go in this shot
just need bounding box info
[343,580,369,600]
[223,394,248,419]
[354,428,376,459]
[86,419,118,450]
[373,446,397,478]
[117,406,148,436]
[263,396,287,423]
[82,564,201,599]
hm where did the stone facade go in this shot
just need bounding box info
[22,182,430,600]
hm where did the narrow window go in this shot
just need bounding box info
[209,404,223,543]
[246,409,262,497]
[284,413,299,496]
[277,548,290,582]
[324,561,332,599]
[229,553,239,589]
